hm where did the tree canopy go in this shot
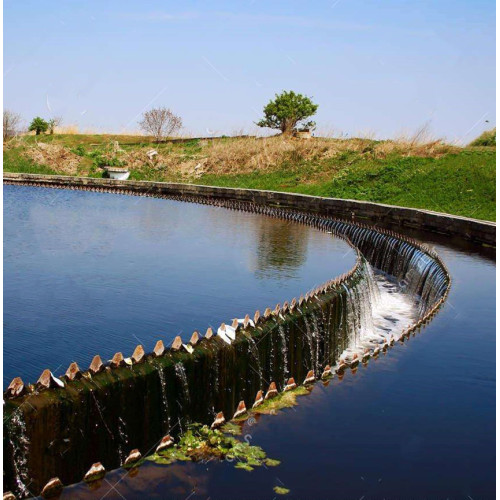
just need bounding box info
[257,91,318,135]
[29,117,49,135]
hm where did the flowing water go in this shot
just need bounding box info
[61,239,495,500]
[3,186,495,499]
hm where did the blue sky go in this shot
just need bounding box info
[4,0,496,142]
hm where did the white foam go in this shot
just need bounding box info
[340,273,419,363]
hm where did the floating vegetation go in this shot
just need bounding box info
[251,386,310,415]
[273,486,291,495]
[264,458,281,466]
[220,422,242,435]
[146,424,276,472]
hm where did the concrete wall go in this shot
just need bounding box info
[4,172,496,246]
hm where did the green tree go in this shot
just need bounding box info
[28,117,49,135]
[257,91,318,135]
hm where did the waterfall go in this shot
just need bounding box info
[302,315,316,372]
[247,335,264,385]
[278,324,289,385]
[117,416,128,463]
[156,363,171,430]
[7,408,31,498]
[175,363,190,411]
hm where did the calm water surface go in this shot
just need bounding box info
[64,241,496,499]
[4,185,355,385]
[3,186,495,499]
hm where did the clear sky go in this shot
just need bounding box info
[4,0,496,142]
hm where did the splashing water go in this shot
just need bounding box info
[7,408,31,498]
[175,363,190,410]
[339,269,419,364]
[117,416,128,463]
[156,364,171,430]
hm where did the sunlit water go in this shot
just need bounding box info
[3,186,495,499]
[4,185,356,385]
[64,240,495,500]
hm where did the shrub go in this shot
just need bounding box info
[70,145,86,157]
[469,128,495,147]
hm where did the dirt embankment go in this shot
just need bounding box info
[22,142,82,175]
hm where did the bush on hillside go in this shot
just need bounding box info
[469,128,495,147]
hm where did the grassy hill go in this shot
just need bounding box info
[3,132,496,221]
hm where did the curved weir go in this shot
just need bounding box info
[3,180,451,498]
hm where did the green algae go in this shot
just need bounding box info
[264,458,281,467]
[146,424,276,472]
[273,486,291,495]
[235,462,254,471]
[252,386,310,415]
[220,422,242,435]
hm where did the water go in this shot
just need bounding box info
[3,186,495,498]
[63,240,495,499]
[3,185,355,386]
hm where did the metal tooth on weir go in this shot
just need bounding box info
[84,462,106,483]
[89,355,104,375]
[264,381,278,400]
[6,377,26,398]
[350,353,360,367]
[189,331,200,346]
[254,310,260,325]
[123,449,142,467]
[231,318,239,330]
[263,307,272,319]
[37,369,64,391]
[303,370,315,384]
[284,377,297,391]
[156,435,174,453]
[65,362,82,381]
[253,390,264,408]
[205,327,213,340]
[233,400,247,419]
[40,477,63,499]
[132,345,145,364]
[211,411,225,429]
[321,365,332,379]
[171,336,182,351]
[111,352,125,368]
[3,492,16,500]
[243,314,250,328]
[153,340,165,357]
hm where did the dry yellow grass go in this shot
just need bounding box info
[22,142,82,175]
[93,135,459,179]
[4,132,460,181]
[187,136,458,176]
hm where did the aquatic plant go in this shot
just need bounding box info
[146,423,276,471]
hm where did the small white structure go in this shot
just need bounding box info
[106,167,130,180]
[146,149,158,160]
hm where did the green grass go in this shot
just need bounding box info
[198,150,496,221]
[3,135,495,221]
[469,128,495,147]
[3,147,59,176]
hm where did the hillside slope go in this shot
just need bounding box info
[3,134,496,221]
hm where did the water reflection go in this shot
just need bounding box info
[4,186,355,386]
[252,218,308,280]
